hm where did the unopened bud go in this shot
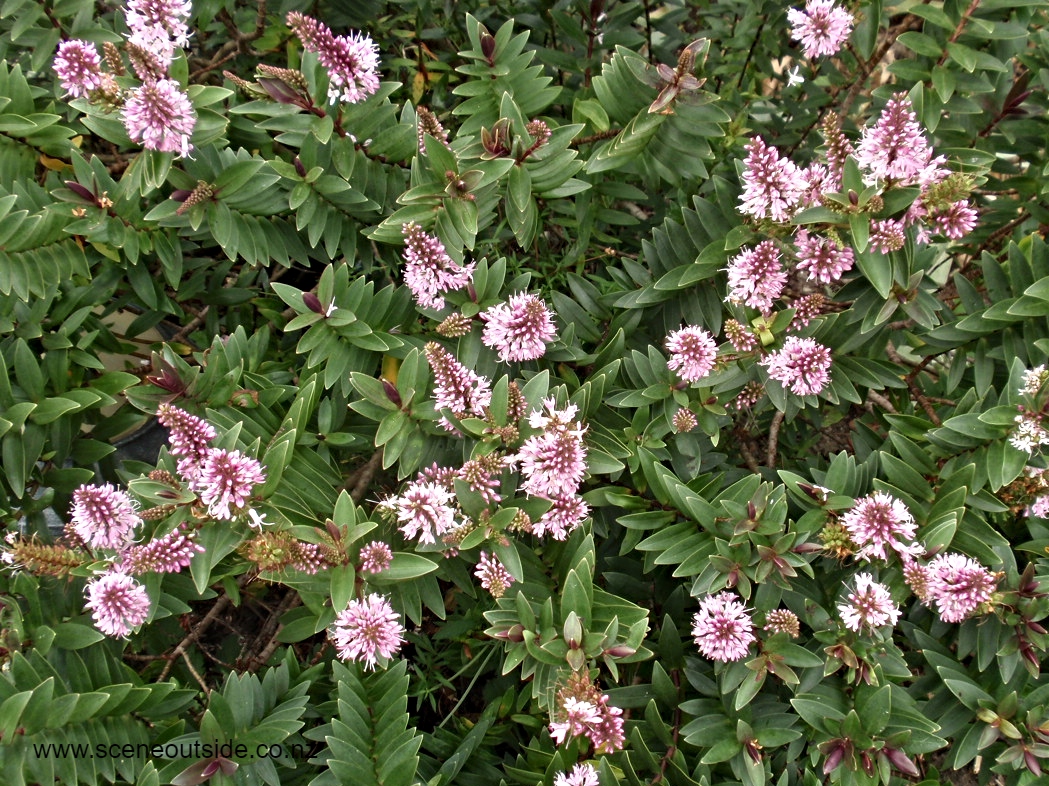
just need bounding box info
[64,181,96,204]
[303,292,325,314]
[882,748,920,778]
[381,378,402,407]
[480,31,496,62]
[603,644,637,658]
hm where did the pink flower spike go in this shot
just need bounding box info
[691,591,755,662]
[554,763,600,786]
[157,404,216,459]
[761,336,832,397]
[480,293,557,362]
[926,553,997,623]
[549,698,602,745]
[54,40,103,98]
[738,137,808,222]
[122,79,196,158]
[191,448,266,521]
[533,495,590,540]
[787,0,854,59]
[516,401,587,499]
[286,12,380,105]
[838,572,899,632]
[330,593,405,669]
[666,326,717,383]
[358,541,393,573]
[85,572,152,637]
[401,222,474,309]
[794,229,855,284]
[126,0,192,47]
[424,342,493,430]
[121,525,204,574]
[70,483,142,550]
[841,491,923,562]
[474,551,514,598]
[379,479,458,545]
[855,94,945,185]
[726,241,788,314]
[932,200,978,239]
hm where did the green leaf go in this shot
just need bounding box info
[369,553,439,583]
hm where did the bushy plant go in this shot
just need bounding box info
[1,1,1049,785]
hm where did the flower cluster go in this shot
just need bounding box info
[85,572,152,638]
[481,293,557,362]
[554,763,600,786]
[401,222,475,310]
[666,326,717,383]
[794,229,854,284]
[53,40,105,98]
[907,553,998,623]
[330,594,405,668]
[286,12,381,105]
[761,336,832,397]
[788,0,854,59]
[70,484,142,550]
[54,0,197,156]
[549,677,625,754]
[838,573,899,632]
[726,241,788,314]
[692,591,756,661]
[474,551,515,598]
[738,136,808,222]
[358,541,393,573]
[513,400,589,539]
[424,342,493,431]
[378,477,459,546]
[841,491,923,561]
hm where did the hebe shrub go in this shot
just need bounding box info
[1,0,1048,785]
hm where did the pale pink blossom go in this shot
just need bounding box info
[480,293,557,362]
[53,40,104,98]
[794,229,854,283]
[401,222,474,309]
[286,12,380,105]
[692,591,755,662]
[726,241,787,314]
[330,593,405,668]
[931,200,978,239]
[121,525,204,574]
[666,326,717,382]
[926,553,997,623]
[85,572,152,637]
[533,495,589,540]
[70,484,142,550]
[868,218,907,254]
[554,763,600,786]
[841,491,923,561]
[549,698,602,745]
[122,79,196,157]
[788,0,854,58]
[474,551,514,598]
[424,342,493,430]
[738,137,808,222]
[380,480,458,545]
[191,448,266,520]
[126,0,192,47]
[358,541,393,573]
[157,404,216,459]
[855,94,946,185]
[761,336,832,397]
[839,572,899,632]
[516,401,587,499]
